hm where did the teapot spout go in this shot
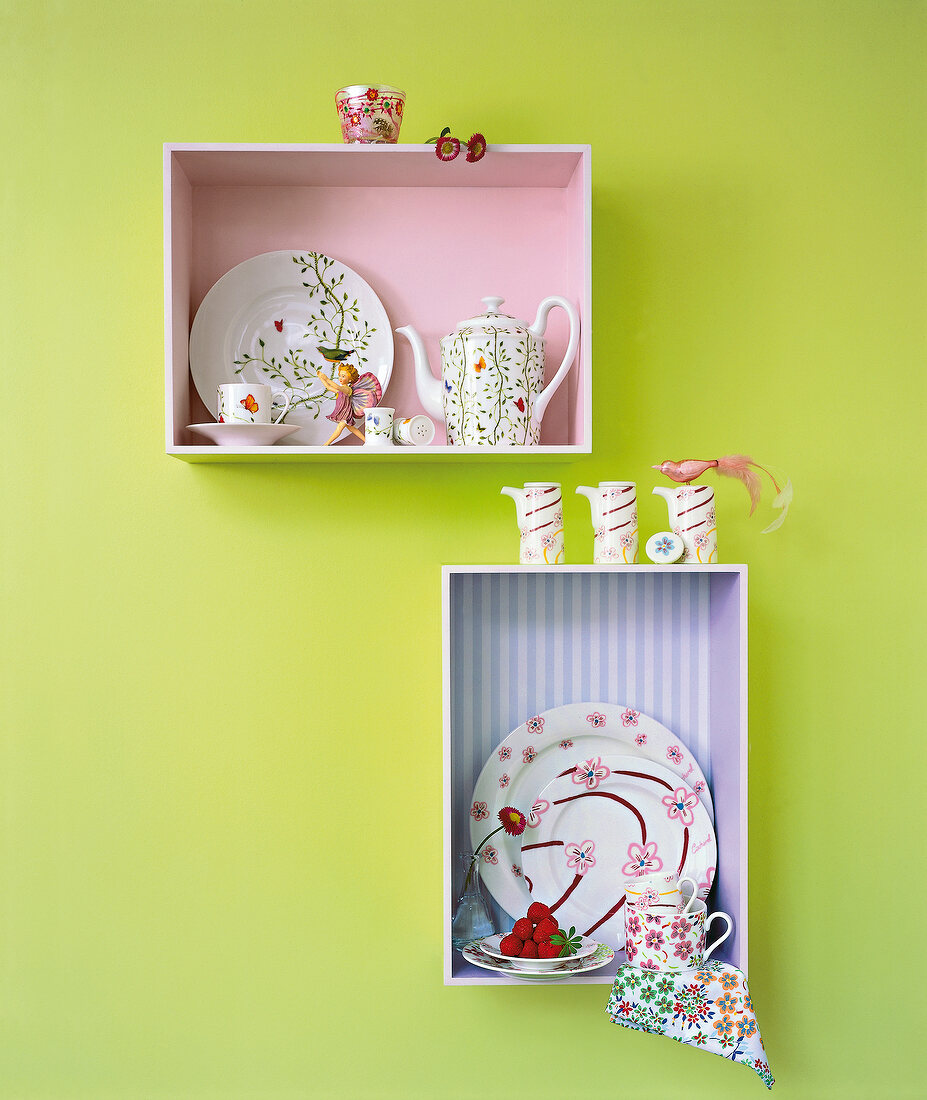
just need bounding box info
[395,324,445,422]
[501,485,528,525]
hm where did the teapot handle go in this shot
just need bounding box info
[529,296,581,425]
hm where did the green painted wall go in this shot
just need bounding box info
[2,1,923,1095]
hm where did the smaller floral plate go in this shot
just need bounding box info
[479,933,598,970]
[462,940,614,982]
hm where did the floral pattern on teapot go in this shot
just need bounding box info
[442,324,545,445]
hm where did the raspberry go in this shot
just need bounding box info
[499,933,523,957]
[527,902,552,923]
[532,916,559,943]
[512,917,533,941]
[537,941,561,958]
[519,938,538,958]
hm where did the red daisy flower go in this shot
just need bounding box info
[365,87,378,101]
[466,132,486,162]
[435,135,460,161]
[498,806,527,836]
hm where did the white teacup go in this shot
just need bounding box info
[625,899,733,973]
[364,406,394,446]
[624,873,698,914]
[218,383,291,425]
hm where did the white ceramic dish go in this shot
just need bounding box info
[187,422,302,447]
[479,933,598,970]
[189,249,393,446]
[520,753,716,951]
[461,940,614,982]
[469,702,713,921]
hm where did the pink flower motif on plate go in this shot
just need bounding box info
[527,798,549,828]
[522,745,536,763]
[511,864,522,877]
[586,711,606,727]
[497,746,511,761]
[525,715,545,734]
[634,732,647,746]
[662,786,699,826]
[499,773,510,788]
[559,739,573,749]
[698,866,716,894]
[694,779,706,795]
[565,840,596,875]
[481,845,498,864]
[470,800,489,821]
[666,745,684,764]
[620,708,639,727]
[621,840,663,876]
[572,757,611,790]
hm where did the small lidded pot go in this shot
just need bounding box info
[335,85,406,144]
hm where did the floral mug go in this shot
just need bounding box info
[624,899,733,973]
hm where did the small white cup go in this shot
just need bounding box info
[624,873,698,914]
[218,383,291,425]
[364,406,394,446]
[392,414,435,446]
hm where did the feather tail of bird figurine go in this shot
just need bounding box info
[652,455,792,533]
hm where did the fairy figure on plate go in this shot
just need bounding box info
[315,353,382,446]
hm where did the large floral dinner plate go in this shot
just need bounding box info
[462,940,614,982]
[469,703,713,921]
[189,250,393,446]
[520,754,716,952]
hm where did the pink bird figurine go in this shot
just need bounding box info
[652,454,792,531]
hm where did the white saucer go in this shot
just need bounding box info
[187,422,302,447]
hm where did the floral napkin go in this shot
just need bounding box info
[605,959,774,1089]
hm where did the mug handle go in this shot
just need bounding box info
[679,876,700,915]
[702,911,734,962]
[271,390,292,425]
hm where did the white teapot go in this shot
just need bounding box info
[395,295,580,446]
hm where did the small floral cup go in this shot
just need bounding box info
[624,873,698,914]
[335,85,405,144]
[364,406,394,446]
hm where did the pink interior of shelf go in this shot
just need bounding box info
[166,148,589,449]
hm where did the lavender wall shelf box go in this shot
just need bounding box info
[443,565,748,986]
[164,144,591,460]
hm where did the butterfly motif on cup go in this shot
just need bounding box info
[474,356,486,373]
[240,394,259,413]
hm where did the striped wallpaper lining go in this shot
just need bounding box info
[449,570,711,924]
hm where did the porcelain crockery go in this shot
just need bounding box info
[396,295,580,446]
[462,940,614,982]
[652,485,717,564]
[187,422,302,447]
[217,383,291,425]
[576,482,639,564]
[364,406,394,446]
[624,873,699,914]
[479,934,598,971]
[624,899,733,972]
[500,482,564,564]
[392,414,435,446]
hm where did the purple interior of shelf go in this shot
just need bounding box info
[446,569,747,983]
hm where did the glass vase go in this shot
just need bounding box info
[451,851,495,950]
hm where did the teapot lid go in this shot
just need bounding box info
[455,296,529,333]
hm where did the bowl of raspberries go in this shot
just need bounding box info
[480,902,598,971]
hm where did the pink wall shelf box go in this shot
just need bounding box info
[164,143,591,460]
[442,565,748,986]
